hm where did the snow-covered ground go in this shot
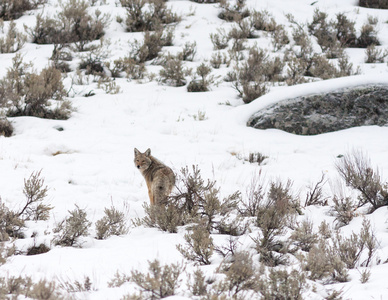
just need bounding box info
[0,0,388,299]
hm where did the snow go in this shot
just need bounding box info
[0,0,388,299]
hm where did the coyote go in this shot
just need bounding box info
[134,148,175,205]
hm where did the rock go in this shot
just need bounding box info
[247,85,388,135]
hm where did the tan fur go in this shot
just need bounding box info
[134,148,175,205]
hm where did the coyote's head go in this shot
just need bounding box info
[134,148,152,171]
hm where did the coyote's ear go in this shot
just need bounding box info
[134,148,140,156]
[145,148,151,156]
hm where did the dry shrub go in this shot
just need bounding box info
[0,0,46,21]
[78,38,110,76]
[210,28,230,50]
[308,8,380,51]
[0,276,32,298]
[290,219,319,252]
[214,214,249,236]
[329,177,357,228]
[218,0,250,22]
[0,116,13,137]
[307,10,358,49]
[285,54,309,86]
[177,224,214,265]
[308,9,335,51]
[229,28,246,52]
[232,46,283,103]
[120,0,148,32]
[238,172,265,217]
[229,19,257,40]
[0,21,27,53]
[333,219,377,268]
[0,276,60,299]
[187,80,207,92]
[291,24,311,48]
[180,41,197,61]
[120,0,180,32]
[247,152,268,165]
[27,13,59,44]
[139,165,240,235]
[258,269,306,300]
[61,0,110,51]
[129,259,185,299]
[97,76,121,94]
[138,202,184,233]
[284,27,314,84]
[214,236,239,259]
[271,24,289,51]
[307,55,338,79]
[233,74,268,104]
[109,56,146,80]
[334,13,357,47]
[18,170,51,221]
[360,268,371,284]
[302,239,349,283]
[337,53,360,77]
[52,205,91,247]
[187,268,208,297]
[332,194,356,227]
[251,9,277,32]
[159,54,188,87]
[335,150,388,212]
[61,276,93,293]
[218,251,259,297]
[364,45,388,63]
[318,220,333,239]
[0,171,49,239]
[302,218,377,285]
[286,50,357,84]
[187,63,214,92]
[359,0,388,9]
[0,202,25,241]
[50,44,72,73]
[190,0,219,3]
[254,180,300,266]
[210,51,229,68]
[304,173,328,206]
[1,54,72,120]
[131,28,174,63]
[108,271,130,288]
[357,23,380,48]
[26,243,50,255]
[28,0,110,50]
[170,165,239,232]
[95,206,128,239]
[28,279,59,300]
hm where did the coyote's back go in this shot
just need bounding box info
[134,148,175,205]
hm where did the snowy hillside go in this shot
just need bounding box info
[0,0,388,299]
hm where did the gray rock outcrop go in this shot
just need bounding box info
[247,84,388,135]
